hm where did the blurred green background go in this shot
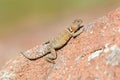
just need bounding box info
[0,0,120,67]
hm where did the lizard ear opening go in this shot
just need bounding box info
[43,41,50,44]
[67,27,73,32]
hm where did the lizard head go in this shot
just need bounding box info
[69,19,83,32]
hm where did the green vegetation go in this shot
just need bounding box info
[0,0,119,37]
[0,0,109,24]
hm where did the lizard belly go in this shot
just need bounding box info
[50,30,72,49]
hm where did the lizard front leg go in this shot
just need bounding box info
[72,27,84,38]
[44,46,57,63]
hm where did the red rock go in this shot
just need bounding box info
[0,7,120,80]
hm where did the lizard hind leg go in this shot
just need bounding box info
[44,47,57,63]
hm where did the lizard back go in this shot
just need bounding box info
[50,29,72,49]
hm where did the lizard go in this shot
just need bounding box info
[21,19,84,63]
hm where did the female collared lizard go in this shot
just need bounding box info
[21,19,84,63]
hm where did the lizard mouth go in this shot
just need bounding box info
[68,25,84,32]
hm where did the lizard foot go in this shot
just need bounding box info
[44,57,55,64]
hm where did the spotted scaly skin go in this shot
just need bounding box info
[21,19,84,63]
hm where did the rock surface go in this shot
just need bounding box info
[0,7,120,80]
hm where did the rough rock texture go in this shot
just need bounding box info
[0,7,120,80]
